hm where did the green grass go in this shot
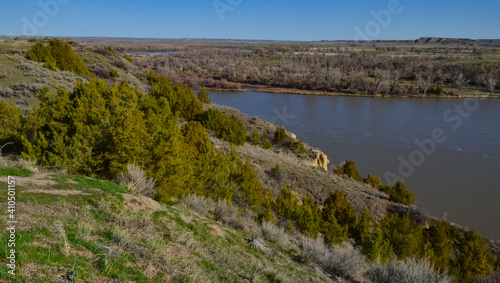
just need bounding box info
[268,60,281,66]
[0,167,33,177]
[69,175,129,194]
[0,170,333,283]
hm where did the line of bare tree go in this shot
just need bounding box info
[131,46,500,96]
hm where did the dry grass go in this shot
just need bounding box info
[0,154,38,172]
[182,194,215,216]
[256,221,290,247]
[213,199,241,229]
[115,163,156,198]
[366,258,452,283]
[299,236,367,281]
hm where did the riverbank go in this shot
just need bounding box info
[206,83,500,98]
[209,90,500,241]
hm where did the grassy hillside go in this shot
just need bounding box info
[0,161,337,283]
[0,38,147,112]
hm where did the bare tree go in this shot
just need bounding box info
[388,69,400,94]
[487,76,497,95]
[371,69,390,94]
[416,72,435,94]
[454,72,469,92]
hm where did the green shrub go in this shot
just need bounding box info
[332,161,363,182]
[25,42,56,69]
[453,230,495,281]
[363,174,382,189]
[197,88,211,104]
[321,190,357,245]
[275,186,300,224]
[272,163,281,174]
[352,209,392,262]
[262,139,273,149]
[197,109,246,145]
[148,71,203,120]
[290,140,306,154]
[427,84,446,95]
[261,131,273,149]
[248,129,261,145]
[181,121,214,155]
[381,212,423,259]
[0,101,23,154]
[26,40,91,77]
[274,126,288,143]
[297,195,321,238]
[379,180,415,205]
[109,69,118,78]
[122,54,133,63]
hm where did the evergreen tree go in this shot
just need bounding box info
[424,221,454,272]
[378,180,415,205]
[364,174,382,189]
[332,161,363,182]
[275,186,300,221]
[321,212,347,246]
[296,195,321,238]
[274,126,288,143]
[197,88,211,104]
[0,101,23,154]
[390,180,415,205]
[181,121,214,156]
[453,230,495,281]
[248,129,261,146]
[148,118,193,203]
[203,151,232,202]
[25,42,57,70]
[197,109,246,145]
[380,212,424,259]
[48,39,91,76]
[321,190,357,246]
[322,190,358,234]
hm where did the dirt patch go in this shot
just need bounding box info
[23,189,90,195]
[18,263,55,281]
[210,224,226,238]
[121,193,164,212]
[180,213,193,224]
[0,173,56,187]
[144,262,159,279]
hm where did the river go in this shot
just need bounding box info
[209,91,500,240]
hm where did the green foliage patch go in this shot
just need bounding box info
[196,108,246,145]
[0,167,33,177]
[70,175,128,194]
[26,39,91,77]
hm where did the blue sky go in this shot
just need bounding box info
[1,0,499,40]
